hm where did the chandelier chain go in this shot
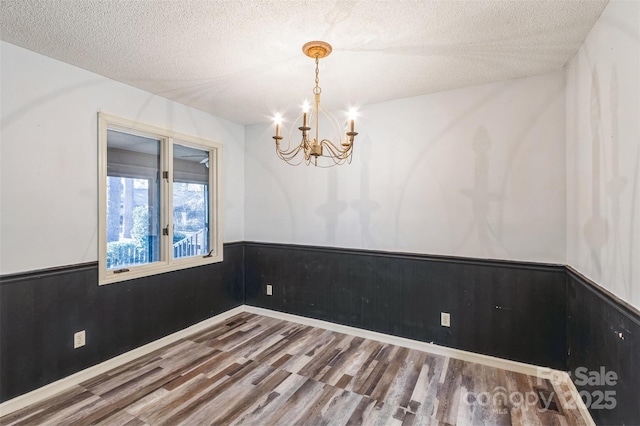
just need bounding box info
[313,54,321,95]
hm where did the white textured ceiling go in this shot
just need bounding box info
[0,0,608,125]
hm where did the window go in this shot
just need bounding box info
[98,113,222,285]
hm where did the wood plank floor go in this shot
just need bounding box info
[1,313,589,425]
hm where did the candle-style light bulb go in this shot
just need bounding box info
[274,113,282,138]
[302,100,309,127]
[348,108,357,132]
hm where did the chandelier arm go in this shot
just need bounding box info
[326,140,354,166]
[280,152,304,164]
[276,149,305,166]
[328,152,349,166]
[276,142,305,162]
[276,130,311,158]
[276,141,305,158]
[311,142,354,167]
[277,148,300,162]
[319,138,350,153]
[278,154,302,164]
[319,139,351,159]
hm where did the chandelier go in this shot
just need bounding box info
[273,41,358,167]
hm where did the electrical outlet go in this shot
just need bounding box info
[74,330,86,348]
[441,312,451,327]
[266,284,273,296]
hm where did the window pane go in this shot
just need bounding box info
[106,130,161,269]
[172,144,210,259]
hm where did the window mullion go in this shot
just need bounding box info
[213,147,222,258]
[98,113,109,284]
[163,137,173,265]
[210,148,218,257]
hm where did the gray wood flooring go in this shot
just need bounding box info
[1,313,589,425]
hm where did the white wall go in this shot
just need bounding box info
[566,0,640,310]
[0,42,245,275]
[245,72,566,264]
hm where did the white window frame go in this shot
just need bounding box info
[98,112,223,285]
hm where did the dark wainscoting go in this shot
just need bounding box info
[243,242,567,370]
[567,267,640,426]
[4,240,638,424]
[0,242,244,402]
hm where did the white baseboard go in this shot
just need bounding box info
[0,306,244,417]
[0,304,594,425]
[561,371,596,426]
